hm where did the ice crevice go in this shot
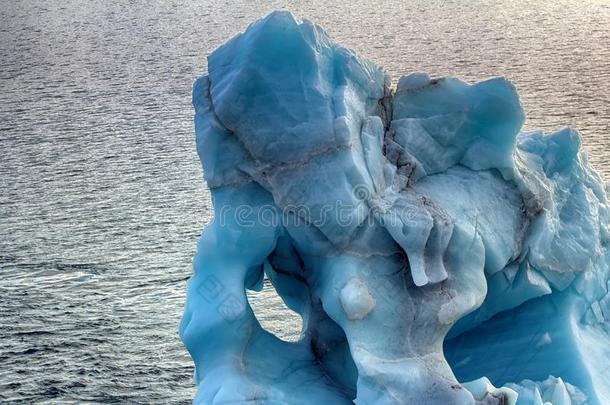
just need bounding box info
[180,10,610,405]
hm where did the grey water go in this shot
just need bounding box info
[0,0,608,403]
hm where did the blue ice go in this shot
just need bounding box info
[180,11,610,405]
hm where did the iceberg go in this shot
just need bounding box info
[179,11,610,405]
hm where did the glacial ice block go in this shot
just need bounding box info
[180,11,610,405]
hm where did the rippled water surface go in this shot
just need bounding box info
[1,0,608,403]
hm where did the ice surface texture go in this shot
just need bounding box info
[179,11,610,405]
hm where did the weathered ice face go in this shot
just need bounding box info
[180,11,610,405]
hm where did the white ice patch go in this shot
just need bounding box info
[340,278,376,320]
